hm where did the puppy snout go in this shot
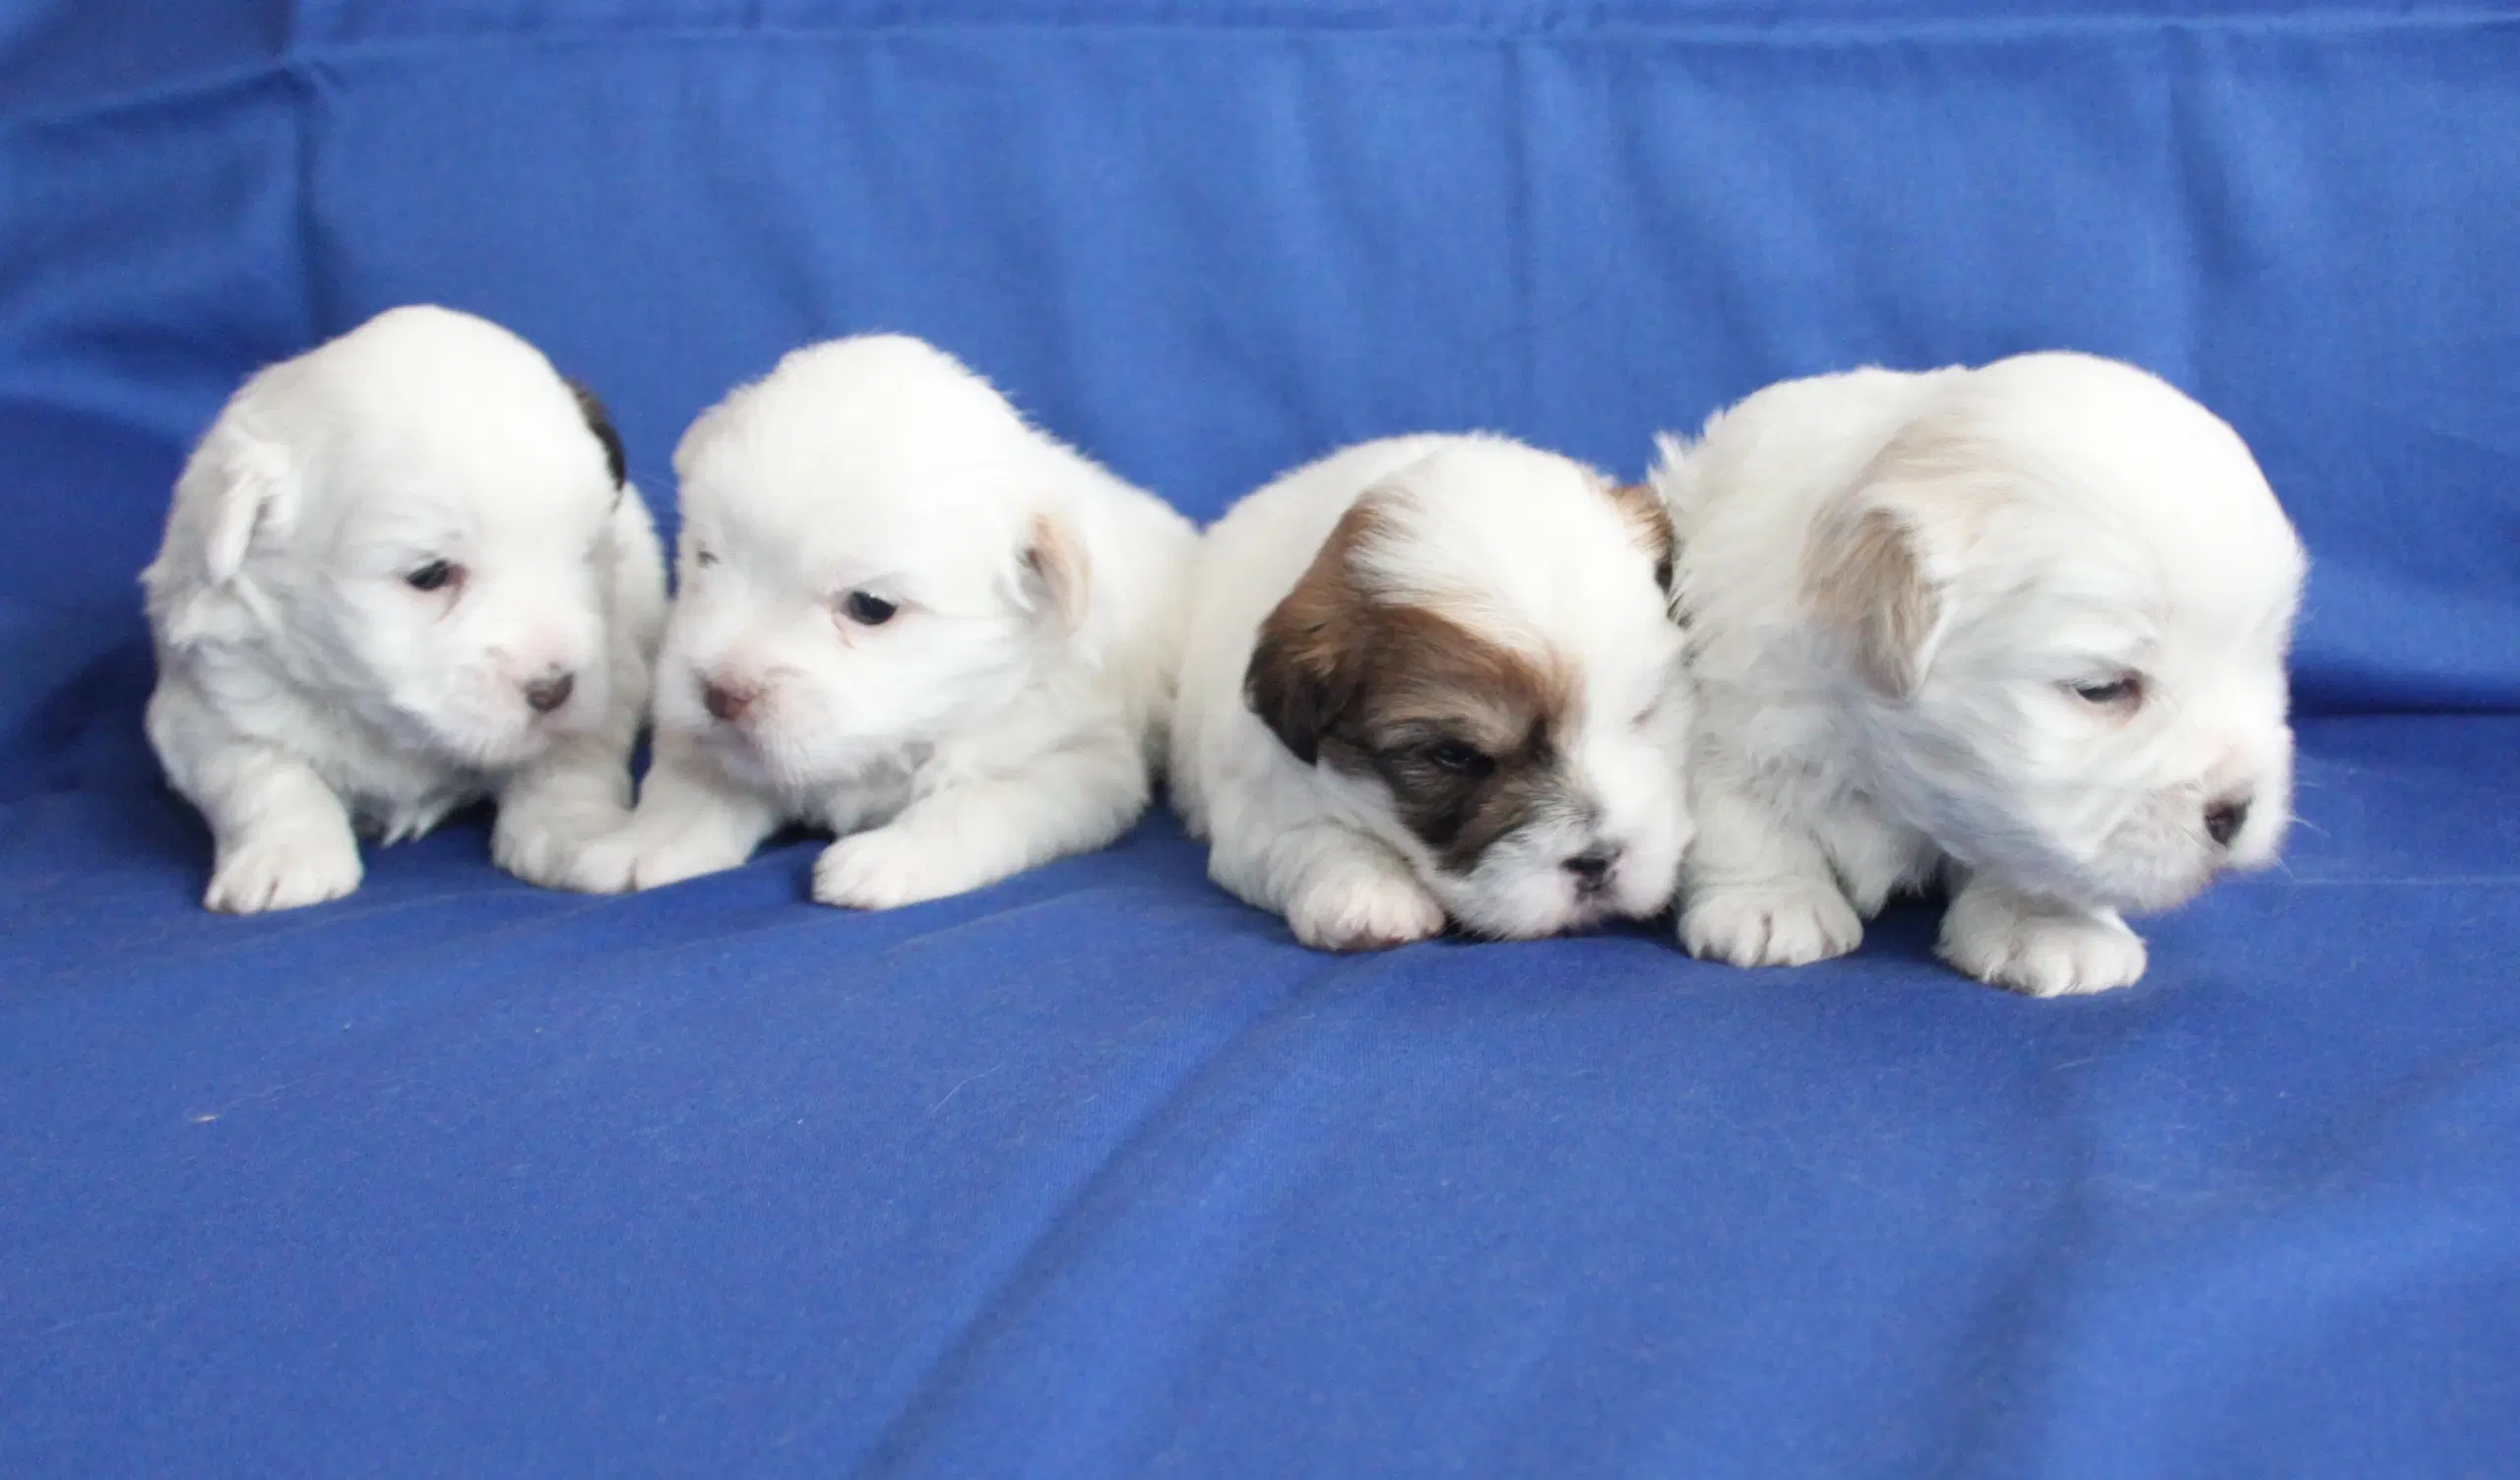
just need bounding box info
[2205,795,2251,849]
[524,670,576,714]
[702,678,755,724]
[1563,845,1622,895]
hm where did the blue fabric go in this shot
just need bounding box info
[3,3,2516,1473]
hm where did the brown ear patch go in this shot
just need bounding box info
[1605,481,1678,596]
[1244,497,1582,877]
[1243,499,1388,765]
[1805,505,1939,700]
[1023,512,1092,630]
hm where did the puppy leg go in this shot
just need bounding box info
[491,738,637,892]
[811,732,1149,909]
[573,734,780,892]
[1938,876,2147,996]
[1677,776,1861,967]
[1263,823,1446,952]
[187,745,364,914]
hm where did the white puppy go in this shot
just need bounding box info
[579,335,1196,906]
[1654,351,2305,995]
[141,304,667,912]
[1173,435,1693,952]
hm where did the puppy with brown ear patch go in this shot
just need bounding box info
[577,335,1196,906]
[1654,352,2306,995]
[1172,435,1693,951]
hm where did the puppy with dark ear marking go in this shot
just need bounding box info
[141,304,667,911]
[1172,435,1692,951]
[1653,352,2306,995]
[575,335,1196,906]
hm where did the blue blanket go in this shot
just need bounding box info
[5,3,2516,1472]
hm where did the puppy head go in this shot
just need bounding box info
[1245,439,1691,938]
[1804,351,2305,913]
[657,335,1092,791]
[143,305,631,770]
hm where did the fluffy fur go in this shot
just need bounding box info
[577,335,1196,906]
[1173,434,1693,951]
[1653,351,2306,995]
[142,304,667,912]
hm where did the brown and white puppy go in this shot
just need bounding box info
[1171,434,1692,951]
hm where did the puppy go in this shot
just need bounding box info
[578,335,1196,906]
[1653,351,2306,995]
[1172,435,1693,951]
[141,304,667,912]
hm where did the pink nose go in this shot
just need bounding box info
[702,680,753,723]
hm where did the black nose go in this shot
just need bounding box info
[1563,846,1621,894]
[525,671,575,714]
[702,681,751,723]
[2205,796,2251,848]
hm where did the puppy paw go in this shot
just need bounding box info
[567,831,751,893]
[1679,881,1862,966]
[1286,867,1446,953]
[811,827,987,910]
[1939,894,2147,997]
[206,830,363,914]
[491,808,630,893]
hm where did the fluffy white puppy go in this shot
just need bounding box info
[1172,435,1693,952]
[1654,351,2306,995]
[579,335,1196,906]
[141,304,667,912]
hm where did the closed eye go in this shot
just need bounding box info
[1420,738,1493,776]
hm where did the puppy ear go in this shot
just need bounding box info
[1021,513,1092,630]
[1805,503,1942,700]
[1242,503,1380,767]
[1605,481,1678,598]
[565,377,627,490]
[145,419,300,647]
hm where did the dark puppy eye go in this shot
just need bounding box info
[694,548,718,569]
[2071,675,2143,707]
[406,559,459,592]
[841,590,898,627]
[1422,739,1493,776]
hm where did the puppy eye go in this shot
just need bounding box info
[693,548,719,569]
[405,559,460,592]
[841,590,898,627]
[1422,739,1494,777]
[2070,674,2144,708]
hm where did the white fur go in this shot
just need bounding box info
[578,335,1196,906]
[141,304,667,912]
[1654,352,2306,995]
[1173,435,1694,951]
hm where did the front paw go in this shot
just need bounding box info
[1285,866,1446,953]
[812,827,985,910]
[1679,880,1862,966]
[206,829,363,914]
[491,807,630,893]
[1938,893,2147,997]
[568,830,752,893]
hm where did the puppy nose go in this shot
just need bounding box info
[524,671,575,714]
[1563,846,1622,894]
[2205,795,2251,848]
[702,680,752,723]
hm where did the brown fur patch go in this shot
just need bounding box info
[1023,512,1091,629]
[1245,499,1581,875]
[1805,504,1939,700]
[1605,481,1677,596]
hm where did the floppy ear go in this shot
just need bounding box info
[1021,512,1092,631]
[565,377,627,490]
[146,420,300,647]
[1804,501,1942,701]
[1241,508,1378,767]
